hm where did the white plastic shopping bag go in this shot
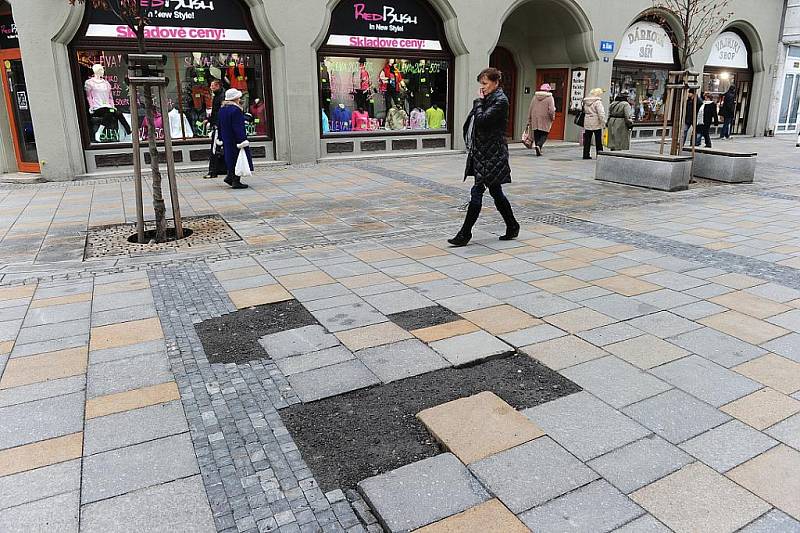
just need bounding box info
[234,148,252,177]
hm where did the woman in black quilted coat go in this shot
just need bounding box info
[448,68,519,247]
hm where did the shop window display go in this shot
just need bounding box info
[76,50,270,145]
[610,65,669,123]
[319,55,449,134]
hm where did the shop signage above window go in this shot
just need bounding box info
[706,31,748,69]
[84,1,253,42]
[615,21,674,65]
[0,14,19,50]
[326,0,443,51]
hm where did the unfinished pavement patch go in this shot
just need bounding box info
[279,353,580,492]
[387,305,462,331]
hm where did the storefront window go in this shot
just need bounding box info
[610,65,669,123]
[320,55,449,134]
[76,50,270,145]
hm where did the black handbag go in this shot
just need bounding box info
[574,106,586,127]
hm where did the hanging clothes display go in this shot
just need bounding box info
[168,108,193,139]
[249,99,268,136]
[426,105,445,129]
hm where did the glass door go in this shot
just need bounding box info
[0,50,38,172]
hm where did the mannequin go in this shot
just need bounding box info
[386,103,408,130]
[168,104,193,139]
[320,61,332,116]
[331,102,352,132]
[379,59,404,117]
[84,64,131,143]
[410,107,427,130]
[352,106,370,131]
[249,97,268,136]
[426,104,445,129]
[227,53,249,106]
[354,57,371,111]
[187,52,212,112]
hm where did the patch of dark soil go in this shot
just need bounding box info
[387,305,461,331]
[280,353,581,491]
[196,300,317,364]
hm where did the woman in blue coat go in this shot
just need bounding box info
[217,88,252,189]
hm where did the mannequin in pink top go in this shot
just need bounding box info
[84,64,131,142]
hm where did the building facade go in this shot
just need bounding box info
[771,0,800,135]
[0,0,784,180]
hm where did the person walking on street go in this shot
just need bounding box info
[682,88,701,146]
[607,93,634,151]
[695,92,719,148]
[527,83,555,156]
[449,67,519,247]
[203,80,225,180]
[719,86,736,139]
[582,88,605,159]
[218,88,252,189]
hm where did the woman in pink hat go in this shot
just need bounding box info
[526,83,556,156]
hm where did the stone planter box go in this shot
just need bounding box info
[682,147,757,183]
[595,151,693,192]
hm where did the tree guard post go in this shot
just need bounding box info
[127,81,145,244]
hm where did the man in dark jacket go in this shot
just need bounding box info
[682,88,701,146]
[203,80,225,179]
[695,92,719,148]
[719,86,736,139]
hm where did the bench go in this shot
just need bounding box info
[682,147,757,183]
[596,151,692,192]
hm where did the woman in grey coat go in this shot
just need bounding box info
[607,93,634,151]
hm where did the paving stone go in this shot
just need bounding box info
[15,318,90,345]
[0,391,84,450]
[437,292,503,313]
[733,354,800,395]
[413,279,475,300]
[678,419,778,472]
[612,514,672,532]
[650,355,762,407]
[622,389,730,444]
[721,388,800,431]
[583,294,659,321]
[632,289,699,311]
[288,359,380,402]
[562,356,673,408]
[578,322,644,347]
[761,333,800,363]
[414,498,529,533]
[83,400,189,455]
[521,335,609,370]
[766,413,800,449]
[303,294,365,312]
[560,286,614,302]
[87,351,173,398]
[0,346,87,390]
[746,283,800,303]
[477,280,538,299]
[259,325,340,359]
[499,323,566,348]
[520,480,644,533]
[311,303,387,333]
[506,291,581,318]
[671,300,729,320]
[461,305,540,335]
[740,510,800,532]
[544,307,616,334]
[429,331,513,367]
[728,445,800,522]
[80,475,215,533]
[0,375,85,408]
[469,436,598,513]
[417,391,544,464]
[88,339,166,365]
[411,320,480,343]
[0,490,79,533]
[640,271,706,291]
[357,453,490,532]
[767,309,800,332]
[0,458,80,510]
[289,283,352,303]
[711,291,792,320]
[357,339,448,383]
[669,327,767,368]
[85,381,180,420]
[626,311,701,339]
[363,289,434,315]
[23,301,92,327]
[276,346,356,376]
[523,391,650,461]
[701,311,789,345]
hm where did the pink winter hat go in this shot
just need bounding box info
[539,83,552,91]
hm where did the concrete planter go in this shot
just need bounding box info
[595,151,693,192]
[682,147,757,183]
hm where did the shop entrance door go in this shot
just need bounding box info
[490,47,517,138]
[536,68,569,140]
[0,49,38,173]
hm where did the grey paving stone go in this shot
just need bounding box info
[437,292,502,313]
[84,400,189,456]
[767,310,800,332]
[356,339,448,383]
[746,283,800,303]
[564,265,617,281]
[507,291,581,318]
[363,289,434,315]
[679,420,778,472]
[650,355,762,407]
[0,391,84,449]
[765,413,800,450]
[523,392,650,461]
[276,346,355,376]
[358,453,489,532]
[80,475,215,533]
[640,271,707,291]
[583,295,659,321]
[612,514,672,532]
[622,389,730,444]
[561,356,673,408]
[91,304,158,327]
[671,301,728,320]
[761,333,800,363]
[291,283,351,302]
[646,256,704,273]
[412,278,475,300]
[303,294,365,312]
[0,459,80,510]
[429,330,513,367]
[34,282,93,300]
[23,302,92,327]
[9,334,87,358]
[560,286,614,302]
[520,480,644,533]
[499,323,567,348]
[469,436,598,514]
[684,267,728,279]
[740,509,800,532]
[669,327,767,368]
[81,433,200,504]
[436,262,496,280]
[87,351,173,398]
[684,283,735,299]
[15,318,89,345]
[288,359,380,402]
[88,339,166,365]
[514,268,560,282]
[478,280,539,299]
[0,375,85,408]
[311,303,387,333]
[0,304,28,323]
[92,290,154,312]
[587,434,694,494]
[353,282,408,297]
[626,311,701,338]
[0,490,79,533]
[220,274,278,292]
[578,322,644,346]
[484,258,540,276]
[259,325,340,359]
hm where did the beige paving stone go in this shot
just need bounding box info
[705,241,738,251]
[462,305,541,335]
[527,224,561,235]
[353,248,404,262]
[524,236,564,247]
[530,275,589,294]
[559,247,612,262]
[617,265,663,277]
[411,320,480,343]
[417,391,545,464]
[544,308,616,334]
[89,317,164,351]
[727,445,800,520]
[28,292,93,309]
[631,462,769,533]
[709,273,766,290]
[229,284,292,309]
[277,270,336,290]
[700,311,789,345]
[710,292,792,319]
[414,499,529,533]
[0,432,83,477]
[778,256,800,269]
[734,354,800,394]
[245,234,286,245]
[93,278,151,295]
[339,272,393,289]
[464,273,514,288]
[720,388,800,430]
[773,245,800,254]
[521,335,608,370]
[397,272,448,285]
[85,381,180,419]
[594,275,661,296]
[599,244,636,254]
[535,258,591,272]
[335,322,412,351]
[687,228,730,238]
[606,335,688,369]
[399,245,448,259]
[505,246,540,257]
[471,253,513,265]
[0,285,36,301]
[0,341,12,356]
[0,346,88,389]
[212,266,267,282]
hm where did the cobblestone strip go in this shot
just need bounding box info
[149,263,364,533]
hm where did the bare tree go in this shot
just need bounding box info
[69,0,169,242]
[651,0,734,69]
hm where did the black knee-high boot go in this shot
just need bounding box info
[448,203,481,247]
[495,196,520,241]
